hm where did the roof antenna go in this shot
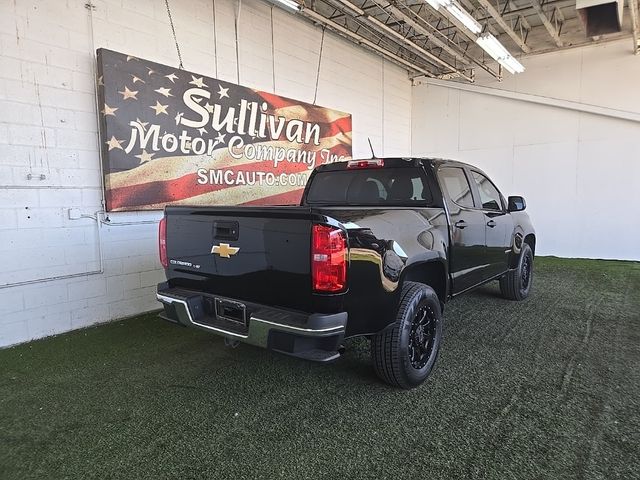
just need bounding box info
[367,137,376,159]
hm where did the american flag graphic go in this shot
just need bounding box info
[96,49,353,212]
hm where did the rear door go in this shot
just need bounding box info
[469,170,513,278]
[437,166,488,294]
[164,206,314,311]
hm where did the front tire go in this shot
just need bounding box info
[371,282,443,389]
[500,243,533,300]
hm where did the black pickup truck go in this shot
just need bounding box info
[156,158,535,388]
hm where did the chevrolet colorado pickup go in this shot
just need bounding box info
[156,158,536,389]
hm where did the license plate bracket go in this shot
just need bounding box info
[214,298,247,326]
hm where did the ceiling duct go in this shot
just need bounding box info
[576,0,624,36]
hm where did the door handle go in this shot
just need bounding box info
[454,220,467,229]
[486,220,496,228]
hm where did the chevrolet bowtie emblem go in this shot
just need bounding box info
[211,243,239,258]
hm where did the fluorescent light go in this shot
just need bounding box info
[425,0,450,9]
[476,33,525,74]
[446,2,482,34]
[426,0,482,35]
[476,33,510,60]
[268,0,301,12]
[501,55,525,74]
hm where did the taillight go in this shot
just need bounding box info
[312,224,347,293]
[159,217,168,268]
[347,159,384,169]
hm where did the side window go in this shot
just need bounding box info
[471,171,503,211]
[438,167,474,208]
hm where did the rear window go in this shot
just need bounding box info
[306,168,432,206]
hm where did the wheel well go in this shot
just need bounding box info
[402,262,447,305]
[509,233,536,268]
[524,234,536,256]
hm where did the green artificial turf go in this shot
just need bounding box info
[1,257,639,479]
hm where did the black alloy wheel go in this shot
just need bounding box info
[371,282,443,389]
[500,243,534,301]
[408,304,437,369]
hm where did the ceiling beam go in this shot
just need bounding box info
[300,7,437,78]
[330,0,474,80]
[529,0,563,47]
[475,0,531,53]
[365,12,475,81]
[501,0,573,20]
[411,0,573,35]
[383,3,474,67]
[398,0,502,80]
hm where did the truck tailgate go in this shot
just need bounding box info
[164,205,314,311]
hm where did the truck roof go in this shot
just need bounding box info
[314,157,476,172]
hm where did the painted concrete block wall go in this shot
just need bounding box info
[0,0,412,347]
[412,39,640,261]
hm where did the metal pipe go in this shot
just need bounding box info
[101,220,159,226]
[100,211,160,226]
[419,77,640,123]
[520,30,631,56]
[0,211,105,289]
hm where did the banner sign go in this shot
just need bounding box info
[96,49,353,211]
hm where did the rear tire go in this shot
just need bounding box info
[371,282,443,389]
[500,243,533,301]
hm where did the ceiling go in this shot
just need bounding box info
[294,0,640,81]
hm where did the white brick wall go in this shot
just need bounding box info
[0,0,412,347]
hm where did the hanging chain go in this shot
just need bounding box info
[164,0,184,69]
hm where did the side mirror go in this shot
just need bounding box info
[508,196,526,212]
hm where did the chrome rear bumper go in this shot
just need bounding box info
[156,287,347,362]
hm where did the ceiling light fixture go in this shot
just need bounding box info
[476,33,525,74]
[500,55,526,74]
[425,0,448,9]
[446,3,482,34]
[267,0,301,12]
[425,0,482,35]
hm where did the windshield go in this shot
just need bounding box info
[306,167,433,206]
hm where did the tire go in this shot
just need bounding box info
[499,243,533,301]
[371,282,443,389]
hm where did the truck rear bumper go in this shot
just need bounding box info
[156,284,347,362]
